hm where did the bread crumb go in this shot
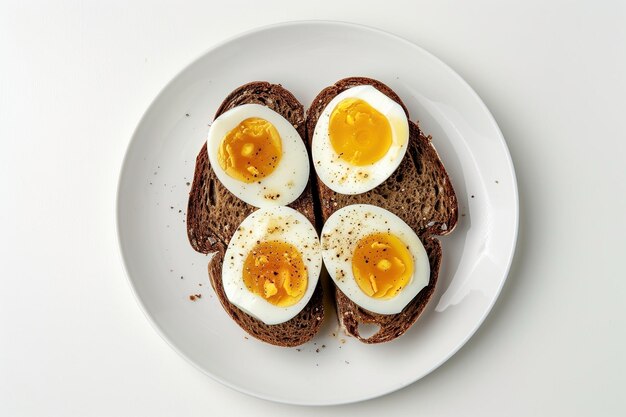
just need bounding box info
[188,293,201,301]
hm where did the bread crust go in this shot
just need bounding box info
[305,77,458,343]
[186,82,324,347]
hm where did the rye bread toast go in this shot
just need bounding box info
[187,82,324,347]
[306,77,458,343]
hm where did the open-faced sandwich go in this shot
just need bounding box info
[187,77,458,346]
[187,82,324,347]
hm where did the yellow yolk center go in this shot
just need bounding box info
[243,241,307,307]
[328,98,392,166]
[218,117,282,183]
[352,232,414,299]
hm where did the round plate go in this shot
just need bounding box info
[117,21,518,405]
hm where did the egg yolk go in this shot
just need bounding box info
[243,240,307,307]
[217,118,282,183]
[328,98,392,166]
[352,232,414,299]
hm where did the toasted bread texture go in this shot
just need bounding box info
[306,77,458,343]
[186,82,323,347]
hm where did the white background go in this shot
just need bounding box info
[1,1,625,416]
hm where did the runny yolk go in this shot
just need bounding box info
[328,98,392,166]
[352,232,414,299]
[243,241,307,307]
[217,117,282,183]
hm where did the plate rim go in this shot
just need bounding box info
[115,19,519,406]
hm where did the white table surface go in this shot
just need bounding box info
[1,1,625,416]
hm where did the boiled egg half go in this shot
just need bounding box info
[312,85,409,195]
[320,204,430,314]
[222,206,322,325]
[207,104,310,207]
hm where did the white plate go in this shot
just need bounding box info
[116,21,518,405]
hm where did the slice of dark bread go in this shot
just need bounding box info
[306,77,458,343]
[186,82,323,347]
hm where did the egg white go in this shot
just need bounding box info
[222,206,322,325]
[207,104,310,208]
[320,204,430,315]
[311,85,409,195]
